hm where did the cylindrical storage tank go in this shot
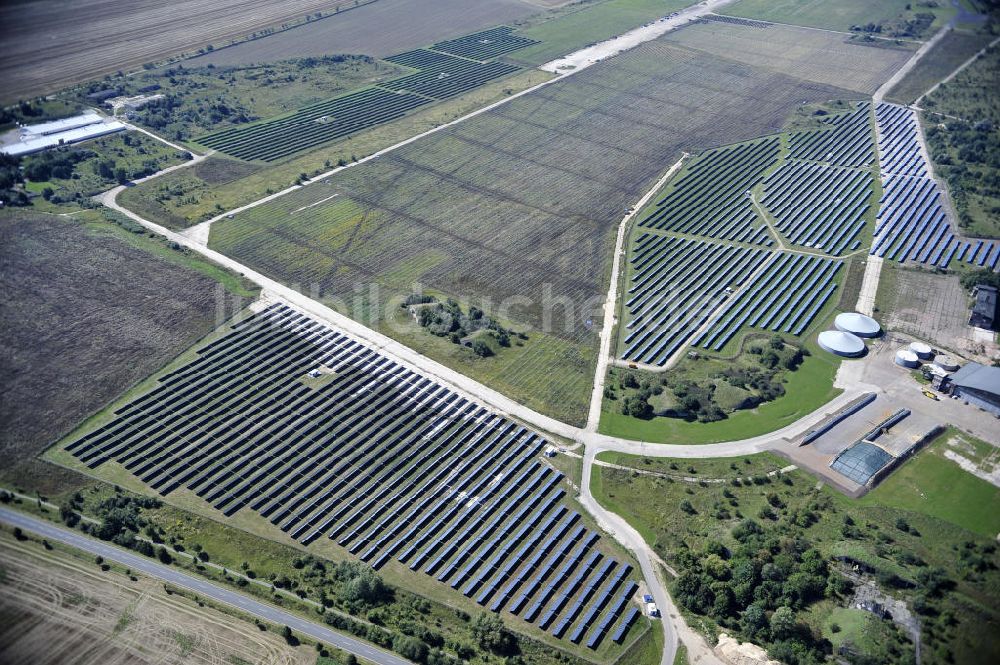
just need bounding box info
[909,341,933,359]
[835,312,881,338]
[934,355,959,372]
[895,349,920,368]
[818,330,866,357]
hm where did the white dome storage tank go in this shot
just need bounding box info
[934,355,959,372]
[835,312,881,338]
[818,330,866,357]
[895,349,920,368]
[909,341,933,359]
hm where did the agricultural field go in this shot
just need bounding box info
[51,302,649,659]
[665,19,915,94]
[196,29,537,162]
[593,447,1000,665]
[181,0,540,68]
[922,45,1000,238]
[720,0,956,38]
[0,209,257,495]
[0,532,312,665]
[208,33,861,423]
[0,0,365,103]
[872,102,1000,266]
[887,29,996,103]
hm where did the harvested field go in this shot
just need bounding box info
[0,0,363,103]
[666,19,913,94]
[720,0,952,36]
[0,534,310,665]
[0,210,256,492]
[887,30,995,103]
[209,37,857,422]
[183,0,539,69]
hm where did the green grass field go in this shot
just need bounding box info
[600,314,843,444]
[722,0,955,37]
[922,44,1000,238]
[860,430,1000,537]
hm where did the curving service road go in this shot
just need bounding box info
[0,507,413,665]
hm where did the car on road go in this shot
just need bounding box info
[922,388,939,401]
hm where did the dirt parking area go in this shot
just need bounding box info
[0,532,311,665]
[882,268,998,362]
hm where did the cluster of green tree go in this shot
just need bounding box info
[403,294,523,358]
[849,3,936,39]
[609,336,804,422]
[673,517,854,665]
[926,119,1000,230]
[610,372,661,419]
[23,149,91,182]
[0,154,29,206]
[0,100,83,128]
[961,267,1000,290]
[83,55,379,141]
[17,143,190,203]
[635,462,999,665]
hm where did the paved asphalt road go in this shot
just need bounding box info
[0,507,412,665]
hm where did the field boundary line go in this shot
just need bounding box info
[586,154,688,432]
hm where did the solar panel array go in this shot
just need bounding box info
[431,26,540,61]
[695,252,843,351]
[199,26,534,161]
[870,103,1000,270]
[619,114,877,364]
[761,161,873,255]
[620,235,771,365]
[66,303,639,647]
[788,102,874,168]
[637,138,780,245]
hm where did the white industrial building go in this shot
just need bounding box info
[1,111,127,157]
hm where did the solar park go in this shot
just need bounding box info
[618,103,877,366]
[62,302,642,650]
[871,103,1000,270]
[198,27,538,161]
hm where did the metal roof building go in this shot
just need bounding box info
[970,285,998,330]
[1,112,127,157]
[949,362,1000,416]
